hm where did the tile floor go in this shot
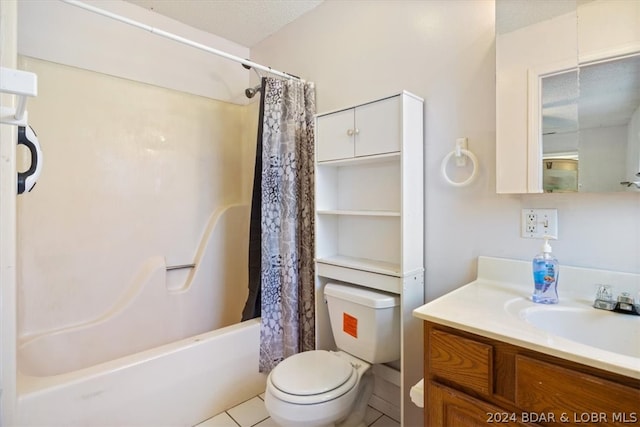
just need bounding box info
[195,393,400,427]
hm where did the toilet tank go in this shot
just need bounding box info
[324,283,400,364]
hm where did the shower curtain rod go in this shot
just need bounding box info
[59,0,300,81]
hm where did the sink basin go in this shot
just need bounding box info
[520,305,640,358]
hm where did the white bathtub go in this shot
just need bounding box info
[14,204,266,426]
[16,319,266,426]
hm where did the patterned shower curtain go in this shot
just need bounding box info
[258,77,316,373]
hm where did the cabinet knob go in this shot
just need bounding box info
[346,128,360,137]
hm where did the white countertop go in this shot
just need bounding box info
[413,256,640,379]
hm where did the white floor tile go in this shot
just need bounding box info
[370,415,400,427]
[194,412,239,427]
[203,392,395,427]
[365,405,383,426]
[227,396,270,427]
[254,417,280,427]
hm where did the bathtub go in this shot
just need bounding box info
[16,319,266,426]
[15,204,266,425]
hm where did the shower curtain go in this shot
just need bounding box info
[242,77,316,373]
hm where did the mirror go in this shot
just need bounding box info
[541,54,640,192]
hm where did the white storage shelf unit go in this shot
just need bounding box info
[314,91,425,427]
[316,154,402,277]
[315,92,423,293]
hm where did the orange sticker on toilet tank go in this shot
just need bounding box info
[343,313,358,338]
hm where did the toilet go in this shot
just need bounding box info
[264,283,400,427]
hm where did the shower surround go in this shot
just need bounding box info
[13,57,264,424]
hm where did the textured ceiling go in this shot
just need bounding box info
[496,0,576,35]
[124,0,324,47]
[496,0,596,35]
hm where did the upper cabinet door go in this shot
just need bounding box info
[354,96,401,158]
[316,95,402,162]
[316,109,355,162]
[495,6,578,194]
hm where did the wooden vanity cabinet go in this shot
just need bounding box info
[424,322,640,427]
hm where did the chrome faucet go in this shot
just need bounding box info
[593,285,640,315]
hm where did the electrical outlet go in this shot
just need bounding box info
[525,212,537,233]
[521,209,558,239]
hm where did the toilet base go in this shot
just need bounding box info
[265,355,374,427]
[336,370,373,427]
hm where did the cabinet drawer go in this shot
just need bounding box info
[516,356,640,423]
[430,329,493,395]
[428,381,537,427]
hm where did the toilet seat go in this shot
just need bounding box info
[268,350,358,405]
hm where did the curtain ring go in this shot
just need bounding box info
[441,148,479,187]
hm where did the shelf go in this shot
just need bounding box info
[316,255,401,277]
[317,152,400,167]
[317,209,401,217]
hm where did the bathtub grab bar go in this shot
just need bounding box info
[166,264,195,271]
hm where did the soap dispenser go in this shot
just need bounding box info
[532,236,559,304]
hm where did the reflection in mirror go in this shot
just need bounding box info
[542,69,579,192]
[542,54,640,192]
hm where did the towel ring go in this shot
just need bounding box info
[441,148,478,187]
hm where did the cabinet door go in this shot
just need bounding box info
[495,9,577,194]
[316,109,354,162]
[354,96,401,157]
[515,356,640,425]
[428,382,538,427]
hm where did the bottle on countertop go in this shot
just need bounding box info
[532,236,559,304]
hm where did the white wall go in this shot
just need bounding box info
[251,0,640,300]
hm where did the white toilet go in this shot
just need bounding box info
[264,283,400,427]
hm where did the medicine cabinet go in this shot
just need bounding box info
[496,0,640,193]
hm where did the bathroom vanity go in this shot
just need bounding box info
[414,257,640,426]
[424,323,639,426]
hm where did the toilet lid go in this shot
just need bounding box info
[271,350,355,396]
